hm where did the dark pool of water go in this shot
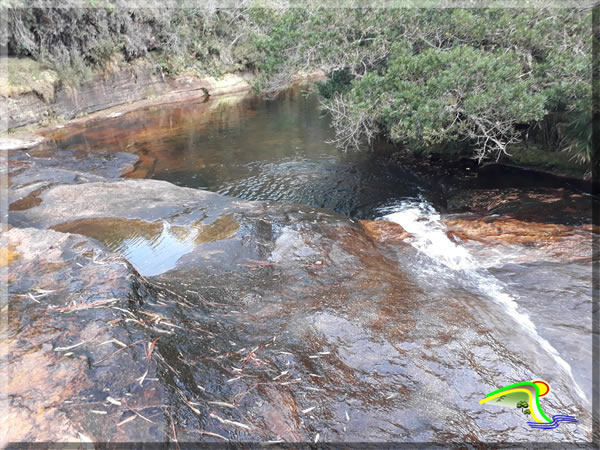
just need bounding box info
[36,88,442,219]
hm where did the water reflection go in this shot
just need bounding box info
[51,215,240,276]
[116,222,196,276]
[34,88,427,218]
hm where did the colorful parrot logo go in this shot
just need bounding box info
[480,380,577,429]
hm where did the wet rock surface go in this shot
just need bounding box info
[3,90,595,445]
[2,176,594,444]
[1,228,168,444]
[488,261,593,404]
[442,216,595,263]
[359,219,411,243]
[5,148,137,225]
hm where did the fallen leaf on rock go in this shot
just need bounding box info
[209,413,251,431]
[106,396,122,406]
[116,415,136,427]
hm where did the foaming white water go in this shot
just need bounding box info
[380,199,587,403]
[381,201,477,271]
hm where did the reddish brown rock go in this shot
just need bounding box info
[359,220,411,244]
[581,223,600,234]
[443,217,593,261]
[0,228,168,444]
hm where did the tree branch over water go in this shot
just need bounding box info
[251,6,592,171]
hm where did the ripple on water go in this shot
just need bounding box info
[30,88,427,219]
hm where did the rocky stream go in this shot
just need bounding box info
[1,87,596,445]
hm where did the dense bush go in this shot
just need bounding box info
[250,7,593,173]
[3,2,255,83]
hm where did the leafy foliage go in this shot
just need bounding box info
[317,68,353,99]
[250,6,592,171]
[328,44,546,160]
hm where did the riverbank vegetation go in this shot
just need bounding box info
[251,7,593,177]
[2,3,594,177]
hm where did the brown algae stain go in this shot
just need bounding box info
[193,213,240,244]
[51,217,164,250]
[9,186,49,211]
[0,247,19,267]
[124,148,158,179]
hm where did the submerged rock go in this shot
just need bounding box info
[445,187,595,226]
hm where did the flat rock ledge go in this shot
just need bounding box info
[2,177,592,444]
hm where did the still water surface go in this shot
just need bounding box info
[39,88,435,218]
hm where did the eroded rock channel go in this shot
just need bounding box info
[2,89,595,445]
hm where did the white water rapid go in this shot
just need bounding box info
[379,199,588,404]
